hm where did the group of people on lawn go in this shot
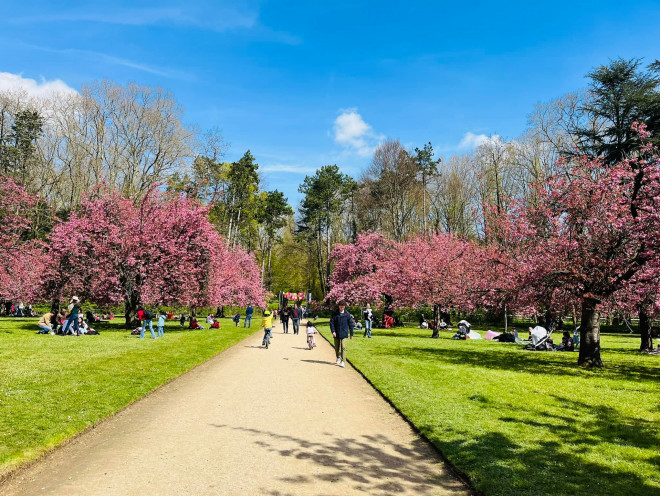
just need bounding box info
[37,296,103,336]
[2,301,37,317]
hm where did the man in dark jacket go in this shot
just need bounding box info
[291,303,302,334]
[330,301,354,368]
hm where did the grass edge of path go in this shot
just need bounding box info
[0,328,261,485]
[316,325,479,496]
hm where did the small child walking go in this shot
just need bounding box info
[306,320,318,349]
[157,310,166,338]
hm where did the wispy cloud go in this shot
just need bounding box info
[9,6,300,45]
[0,72,77,98]
[261,163,313,174]
[9,7,257,32]
[21,44,195,81]
[333,108,383,157]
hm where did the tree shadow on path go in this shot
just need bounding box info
[210,423,470,495]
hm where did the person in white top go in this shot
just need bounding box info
[305,321,318,349]
[363,304,374,338]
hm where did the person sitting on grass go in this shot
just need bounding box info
[494,329,516,342]
[210,319,220,329]
[189,317,204,330]
[206,314,214,326]
[419,314,429,329]
[37,312,52,334]
[86,310,100,323]
[37,311,54,334]
[453,320,471,339]
[556,331,574,351]
[79,318,97,335]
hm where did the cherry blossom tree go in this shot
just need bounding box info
[0,177,46,303]
[46,187,266,327]
[325,233,397,306]
[327,232,473,330]
[489,135,660,367]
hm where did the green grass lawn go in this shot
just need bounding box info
[0,316,257,477]
[317,322,660,496]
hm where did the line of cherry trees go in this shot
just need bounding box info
[0,178,268,327]
[323,58,660,368]
[326,125,660,368]
[288,58,660,308]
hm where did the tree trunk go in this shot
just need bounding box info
[638,305,654,352]
[267,243,273,289]
[578,297,604,368]
[124,290,141,329]
[260,247,266,283]
[50,297,60,315]
[431,303,440,338]
[504,302,508,333]
[325,223,331,295]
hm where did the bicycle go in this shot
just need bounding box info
[262,327,272,348]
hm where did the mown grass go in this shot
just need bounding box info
[317,322,660,496]
[0,316,257,477]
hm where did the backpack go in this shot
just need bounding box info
[143,310,155,320]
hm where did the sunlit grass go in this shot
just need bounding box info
[0,316,256,477]
[317,321,660,496]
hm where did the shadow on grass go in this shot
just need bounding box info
[210,424,469,495]
[421,392,660,495]
[382,345,659,383]
[2,318,230,335]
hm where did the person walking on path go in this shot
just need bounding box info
[291,303,302,335]
[244,304,254,328]
[330,301,354,368]
[280,304,291,333]
[363,303,373,338]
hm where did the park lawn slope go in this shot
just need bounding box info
[317,323,660,496]
[0,317,256,477]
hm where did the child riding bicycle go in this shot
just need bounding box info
[306,320,318,349]
[262,309,273,347]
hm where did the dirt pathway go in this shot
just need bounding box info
[2,320,469,496]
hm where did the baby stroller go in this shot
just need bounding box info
[524,326,553,351]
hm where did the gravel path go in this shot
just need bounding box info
[2,320,469,496]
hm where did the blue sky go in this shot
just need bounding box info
[1,0,659,207]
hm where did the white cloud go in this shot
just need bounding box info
[333,108,383,157]
[457,132,490,150]
[0,72,77,99]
